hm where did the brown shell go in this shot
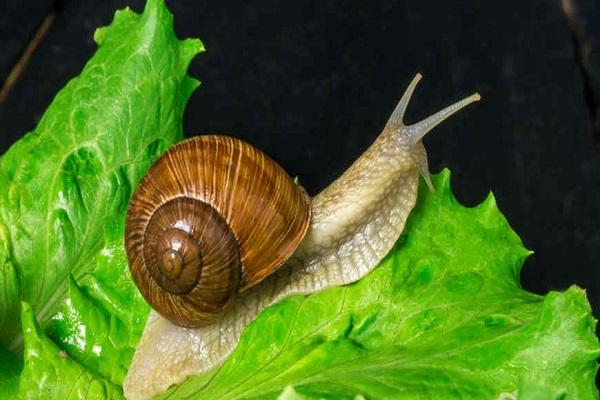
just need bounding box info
[125,135,311,327]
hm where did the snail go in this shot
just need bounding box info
[124,74,480,400]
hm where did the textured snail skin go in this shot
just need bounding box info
[124,74,481,400]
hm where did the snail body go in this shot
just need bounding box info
[124,74,480,400]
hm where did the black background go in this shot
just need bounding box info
[1,0,599,326]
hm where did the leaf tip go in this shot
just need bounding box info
[93,6,137,46]
[431,168,458,205]
[93,27,106,45]
[437,167,452,185]
[142,0,174,30]
[179,38,204,81]
[483,190,497,207]
[183,37,205,55]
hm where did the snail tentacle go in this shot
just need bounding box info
[404,91,481,145]
[407,91,480,191]
[388,75,480,192]
[124,75,481,400]
[389,72,423,124]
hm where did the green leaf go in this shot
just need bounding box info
[276,386,366,400]
[0,231,21,353]
[17,302,122,399]
[0,0,597,398]
[517,381,565,400]
[47,219,150,386]
[0,0,202,357]
[157,171,600,400]
[0,345,20,400]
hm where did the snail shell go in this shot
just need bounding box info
[124,74,481,400]
[125,135,311,327]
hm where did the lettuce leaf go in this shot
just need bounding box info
[0,0,598,399]
[0,0,203,398]
[0,0,203,393]
[156,171,600,399]
[46,218,149,386]
[17,302,122,399]
[0,0,202,353]
[0,345,20,399]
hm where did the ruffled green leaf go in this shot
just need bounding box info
[47,219,150,386]
[0,0,202,352]
[0,0,202,392]
[157,172,600,400]
[0,345,20,400]
[17,303,122,399]
[0,0,596,398]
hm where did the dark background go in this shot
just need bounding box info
[1,0,599,322]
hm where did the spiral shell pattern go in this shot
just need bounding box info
[125,135,311,327]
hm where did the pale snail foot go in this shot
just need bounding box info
[123,74,480,400]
